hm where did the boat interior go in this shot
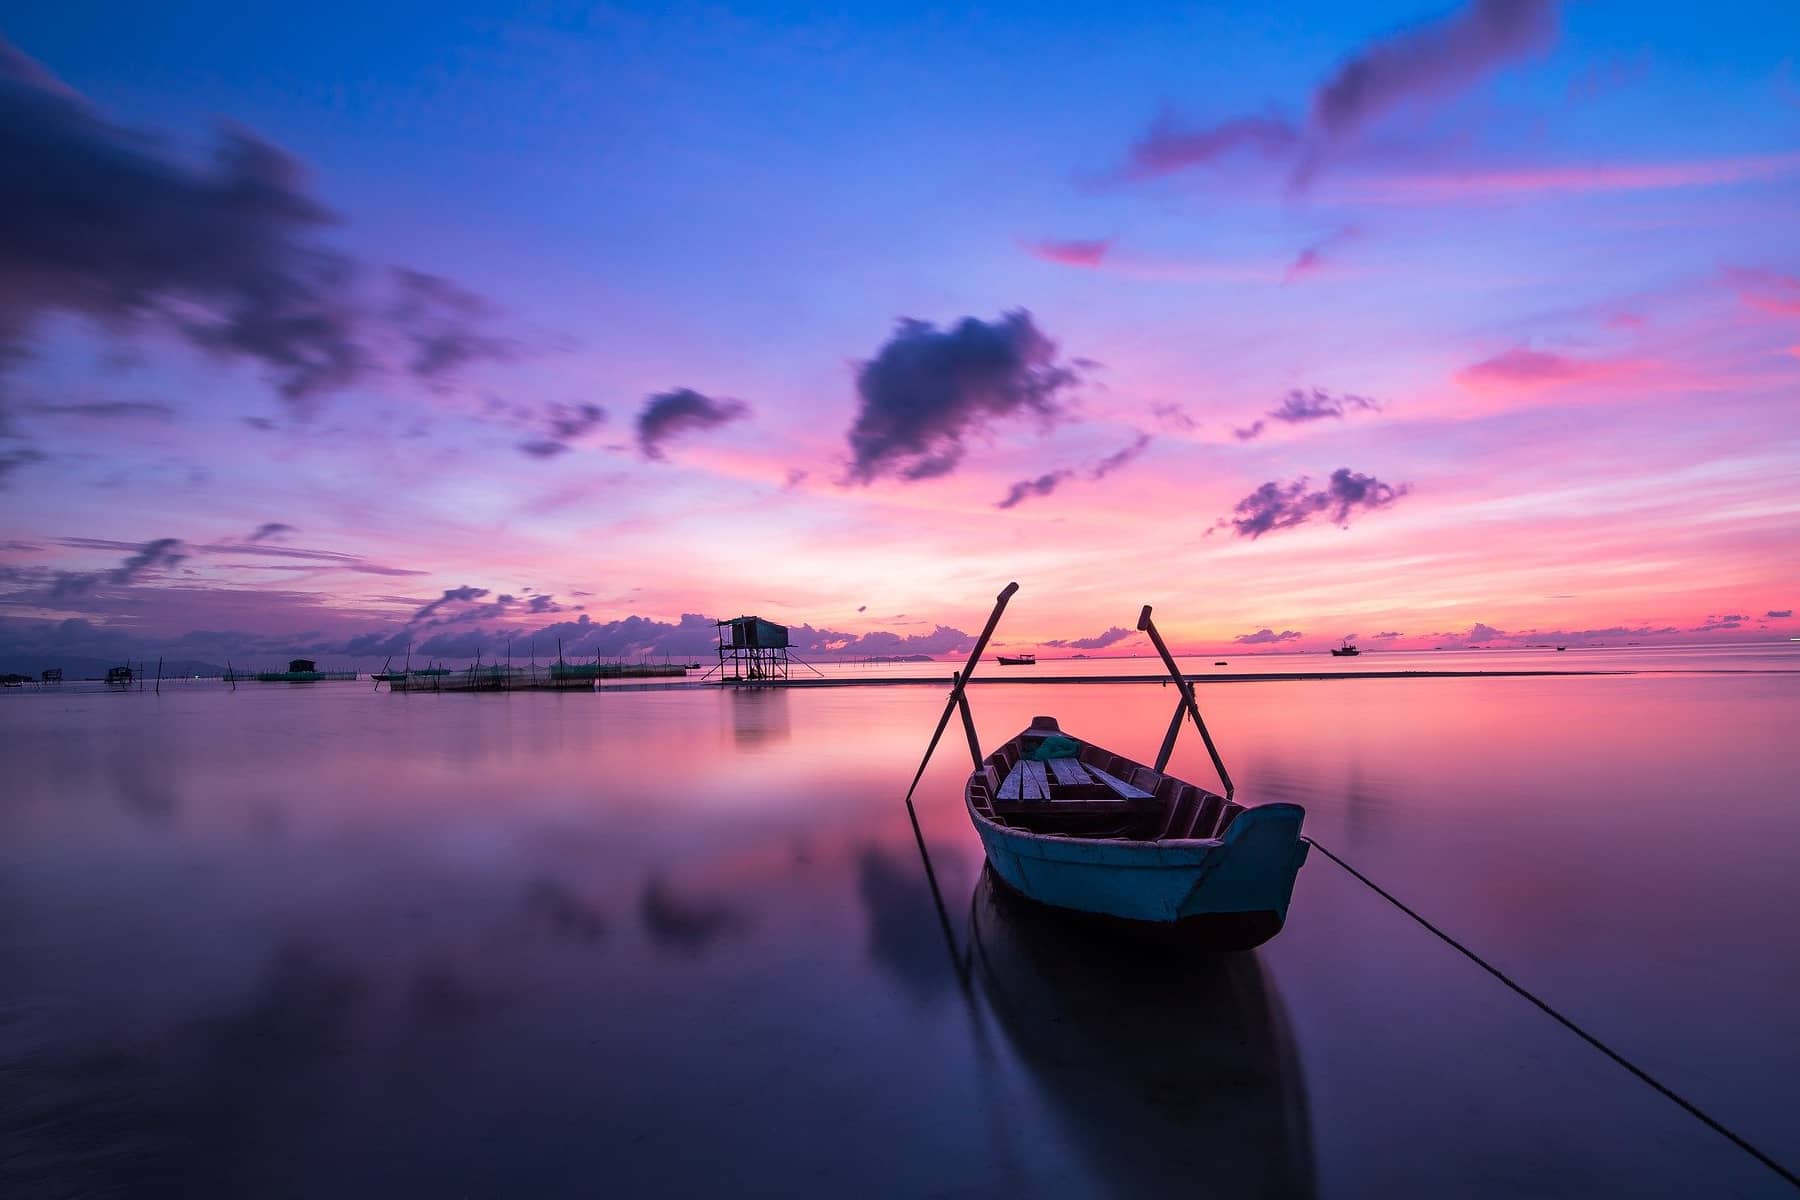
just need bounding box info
[968,721,1245,842]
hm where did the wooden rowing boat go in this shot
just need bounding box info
[907,584,1308,950]
[965,716,1307,948]
[995,653,1036,665]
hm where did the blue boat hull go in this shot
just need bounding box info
[966,726,1309,948]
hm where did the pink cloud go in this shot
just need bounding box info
[1456,347,1642,391]
[1021,237,1115,268]
[1335,152,1800,204]
[1725,267,1800,317]
[1284,226,1359,282]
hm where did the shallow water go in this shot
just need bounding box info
[4,662,1799,1196]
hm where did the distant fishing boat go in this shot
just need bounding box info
[1329,639,1359,657]
[1556,645,1567,652]
[995,653,1037,666]
[910,586,1308,950]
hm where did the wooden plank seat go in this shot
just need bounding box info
[1048,757,1092,787]
[997,759,1052,800]
[1084,763,1156,800]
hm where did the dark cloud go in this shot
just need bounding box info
[1214,468,1409,538]
[1151,402,1198,432]
[1043,626,1133,650]
[519,401,605,458]
[246,522,294,543]
[845,310,1080,483]
[1690,614,1745,632]
[1091,432,1151,479]
[0,38,512,414]
[1467,622,1506,642]
[1768,609,1793,619]
[24,400,175,420]
[996,469,1073,510]
[635,388,749,460]
[412,585,489,622]
[1311,0,1557,139]
[995,432,1151,509]
[1235,388,1380,439]
[1120,0,1557,186]
[385,268,514,384]
[0,444,46,487]
[1234,628,1303,645]
[50,537,187,598]
[1124,110,1300,178]
[200,539,425,576]
[1271,388,1379,423]
[1372,630,1403,639]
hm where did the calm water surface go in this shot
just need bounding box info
[4,659,1799,1197]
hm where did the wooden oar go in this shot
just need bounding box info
[1137,604,1234,800]
[902,582,1019,804]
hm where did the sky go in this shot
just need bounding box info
[1,0,1797,668]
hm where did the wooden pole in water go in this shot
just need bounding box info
[1137,605,1233,799]
[902,582,1018,805]
[154,657,162,695]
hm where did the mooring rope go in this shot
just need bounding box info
[1301,835,1800,1190]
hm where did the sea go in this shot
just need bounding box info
[4,642,1798,1197]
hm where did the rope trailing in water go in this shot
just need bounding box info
[1302,835,1800,1191]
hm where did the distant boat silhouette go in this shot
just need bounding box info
[1329,639,1359,657]
[1556,645,1567,651]
[995,653,1036,666]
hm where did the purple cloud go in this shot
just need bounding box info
[520,402,606,458]
[1124,110,1300,178]
[386,268,515,384]
[1152,402,1198,432]
[845,310,1080,483]
[1235,388,1380,440]
[1216,467,1411,536]
[412,585,489,622]
[1215,468,1410,538]
[636,389,750,460]
[1235,628,1304,644]
[0,445,46,487]
[0,37,513,414]
[1766,609,1791,619]
[1043,626,1134,650]
[1090,432,1152,479]
[996,470,1073,510]
[1120,0,1558,186]
[1311,0,1558,139]
[49,537,187,598]
[247,522,295,543]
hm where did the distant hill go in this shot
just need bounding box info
[0,655,229,680]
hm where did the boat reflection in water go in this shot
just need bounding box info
[968,867,1315,1198]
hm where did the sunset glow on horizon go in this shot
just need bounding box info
[1,1,1796,668]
